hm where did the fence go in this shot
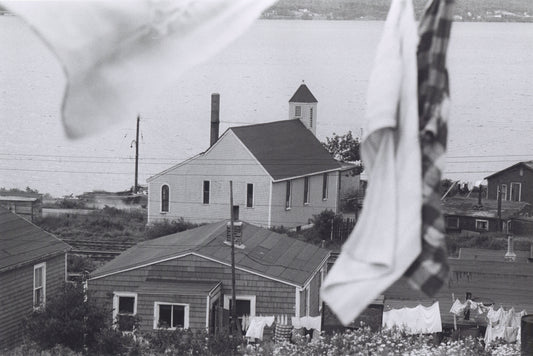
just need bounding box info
[331,217,356,242]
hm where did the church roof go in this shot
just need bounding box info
[289,84,318,103]
[231,120,340,180]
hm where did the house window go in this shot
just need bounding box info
[446,216,459,229]
[501,184,507,201]
[113,292,137,331]
[295,106,301,117]
[303,177,310,204]
[203,180,210,204]
[246,183,254,208]
[309,108,313,128]
[33,262,46,308]
[475,219,489,231]
[322,173,328,200]
[510,182,521,202]
[154,302,189,329]
[285,181,292,209]
[161,184,169,212]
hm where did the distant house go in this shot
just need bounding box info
[485,161,533,204]
[0,206,71,350]
[87,221,329,333]
[147,84,344,229]
[442,196,531,233]
[0,193,42,222]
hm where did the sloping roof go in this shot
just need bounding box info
[90,221,330,287]
[289,84,318,103]
[0,206,71,272]
[485,160,533,179]
[231,120,341,180]
[0,196,39,202]
[442,196,529,219]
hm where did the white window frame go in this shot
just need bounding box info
[153,302,190,330]
[501,184,507,201]
[112,292,138,327]
[223,295,256,317]
[322,173,328,200]
[510,182,522,202]
[285,181,292,210]
[475,219,489,231]
[203,180,210,205]
[303,177,310,205]
[295,105,302,117]
[160,184,170,213]
[33,262,46,309]
[246,183,254,208]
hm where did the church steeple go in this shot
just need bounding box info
[289,81,317,136]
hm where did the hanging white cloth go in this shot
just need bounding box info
[245,316,275,341]
[382,302,442,334]
[321,0,421,326]
[3,0,275,138]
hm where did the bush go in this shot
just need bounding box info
[145,218,199,239]
[22,283,108,353]
[312,210,343,241]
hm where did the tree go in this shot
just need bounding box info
[323,131,361,162]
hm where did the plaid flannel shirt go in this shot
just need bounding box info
[404,0,454,294]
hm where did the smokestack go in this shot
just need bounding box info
[210,93,220,147]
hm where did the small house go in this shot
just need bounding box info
[87,221,329,333]
[442,196,531,233]
[0,193,42,222]
[0,206,71,350]
[147,84,346,229]
[485,161,533,204]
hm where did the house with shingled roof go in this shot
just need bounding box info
[87,221,330,333]
[485,161,533,204]
[147,84,344,228]
[0,206,71,350]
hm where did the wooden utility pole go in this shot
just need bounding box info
[497,185,502,232]
[229,181,237,331]
[134,115,140,194]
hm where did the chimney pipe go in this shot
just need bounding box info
[210,93,220,147]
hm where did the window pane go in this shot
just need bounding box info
[34,267,43,288]
[203,181,210,204]
[118,296,135,314]
[159,304,172,328]
[246,184,253,208]
[232,300,251,317]
[172,305,185,328]
[161,185,169,212]
[322,173,328,199]
[295,106,301,116]
[34,288,42,307]
[304,177,309,204]
[285,181,291,208]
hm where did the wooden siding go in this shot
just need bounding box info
[270,172,338,229]
[0,200,41,222]
[147,131,272,227]
[487,166,533,204]
[138,293,207,330]
[0,253,66,350]
[445,214,500,233]
[88,254,300,333]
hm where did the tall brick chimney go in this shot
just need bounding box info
[210,93,220,147]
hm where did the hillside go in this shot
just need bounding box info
[262,0,533,22]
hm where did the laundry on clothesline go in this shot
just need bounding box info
[245,316,275,341]
[484,306,527,345]
[291,316,322,332]
[382,302,442,334]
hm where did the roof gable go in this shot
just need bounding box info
[0,206,71,272]
[485,161,533,180]
[289,84,317,103]
[231,120,340,180]
[90,221,330,287]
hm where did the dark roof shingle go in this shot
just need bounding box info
[91,221,330,287]
[231,120,340,180]
[0,206,70,272]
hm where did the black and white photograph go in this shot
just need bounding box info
[0,0,532,354]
